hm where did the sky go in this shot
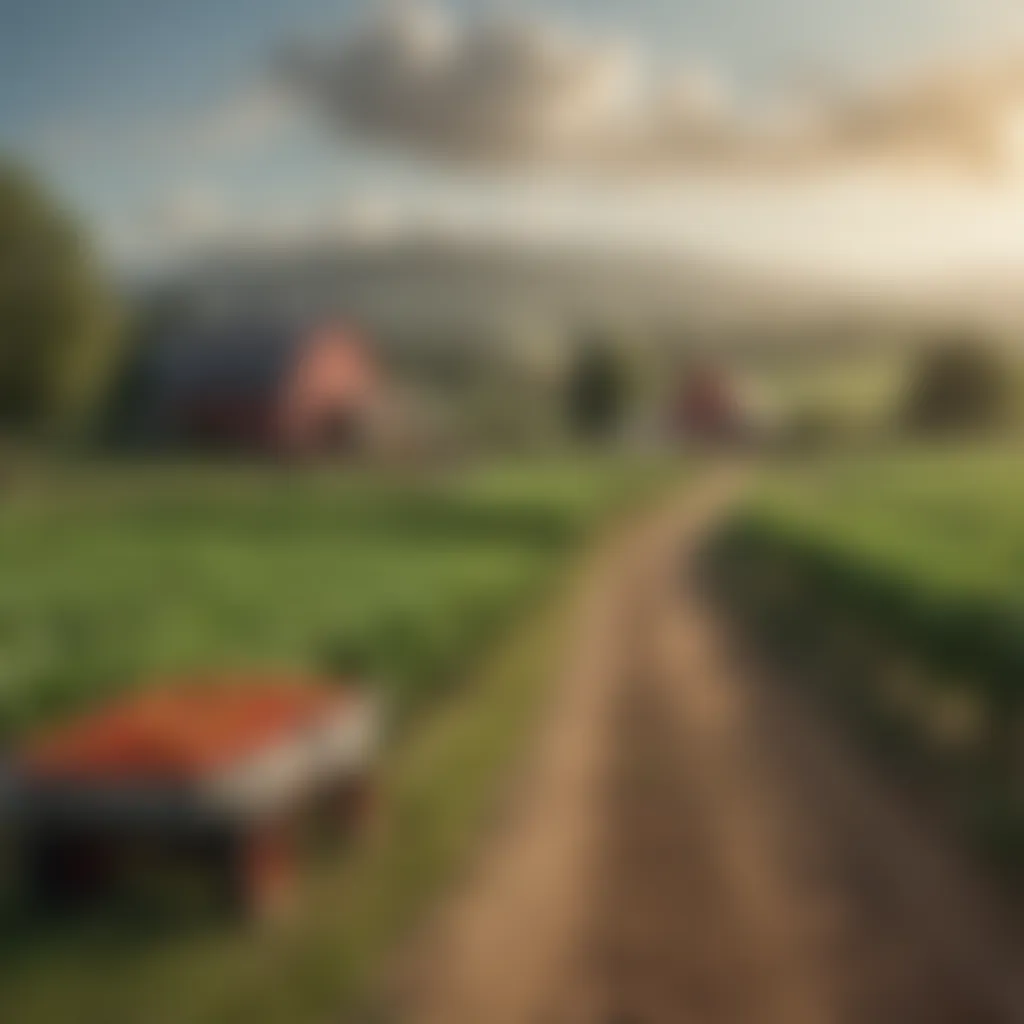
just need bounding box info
[5,0,1024,287]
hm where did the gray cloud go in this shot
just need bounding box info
[282,3,1024,176]
[281,3,729,170]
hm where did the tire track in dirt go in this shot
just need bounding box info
[390,470,1024,1024]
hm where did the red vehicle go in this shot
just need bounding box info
[3,676,381,918]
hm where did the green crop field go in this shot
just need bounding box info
[0,458,665,739]
[724,451,1024,710]
[0,455,673,1024]
[716,449,1024,863]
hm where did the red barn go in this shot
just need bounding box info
[135,321,385,457]
[671,363,749,443]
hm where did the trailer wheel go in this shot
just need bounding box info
[217,823,297,921]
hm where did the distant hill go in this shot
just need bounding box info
[134,236,1022,358]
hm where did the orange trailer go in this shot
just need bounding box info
[4,676,380,918]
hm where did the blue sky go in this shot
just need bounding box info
[5,0,1024,280]
[6,0,1024,134]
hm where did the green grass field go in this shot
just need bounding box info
[0,459,664,738]
[716,449,1024,864]
[754,353,907,425]
[0,455,672,1024]
[725,451,1024,714]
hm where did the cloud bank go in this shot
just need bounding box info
[283,3,1024,176]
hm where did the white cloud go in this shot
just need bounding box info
[283,2,1024,177]
[282,2,728,169]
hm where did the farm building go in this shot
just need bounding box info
[3,676,380,918]
[670,363,763,444]
[119,321,392,457]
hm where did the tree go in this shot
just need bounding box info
[564,335,630,441]
[902,336,1013,435]
[0,162,120,435]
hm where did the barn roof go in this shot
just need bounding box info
[18,677,354,785]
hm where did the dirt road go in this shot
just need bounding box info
[390,473,1024,1024]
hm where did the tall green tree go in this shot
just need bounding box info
[564,335,630,442]
[0,162,120,435]
[902,335,1013,435]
